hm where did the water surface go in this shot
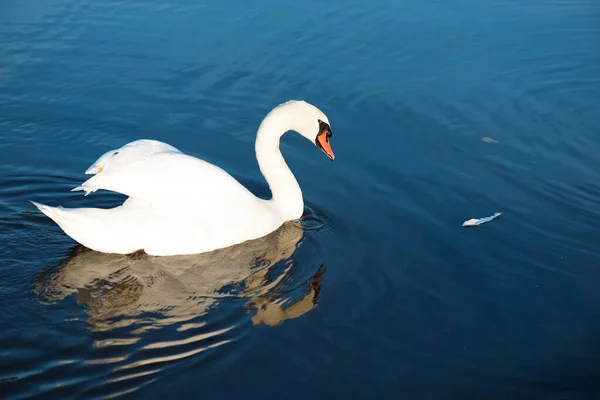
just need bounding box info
[1,0,600,398]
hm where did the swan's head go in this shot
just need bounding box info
[279,100,335,161]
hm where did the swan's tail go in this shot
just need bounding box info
[31,201,69,227]
[31,201,143,254]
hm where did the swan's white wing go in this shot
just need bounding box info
[84,139,182,175]
[74,140,262,214]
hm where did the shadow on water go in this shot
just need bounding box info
[24,216,327,398]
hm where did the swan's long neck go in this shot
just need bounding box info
[255,107,304,221]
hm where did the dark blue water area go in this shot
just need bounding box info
[1,0,600,398]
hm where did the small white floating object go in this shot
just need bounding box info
[462,212,502,227]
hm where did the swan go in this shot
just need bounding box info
[32,100,335,256]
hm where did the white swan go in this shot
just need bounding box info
[32,100,335,256]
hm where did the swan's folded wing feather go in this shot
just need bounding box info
[74,150,257,211]
[84,139,182,175]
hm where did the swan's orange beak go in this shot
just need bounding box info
[316,129,335,161]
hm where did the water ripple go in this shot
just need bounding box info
[2,0,600,397]
[0,211,328,399]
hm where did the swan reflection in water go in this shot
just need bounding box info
[35,220,325,331]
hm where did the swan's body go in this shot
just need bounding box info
[33,100,335,256]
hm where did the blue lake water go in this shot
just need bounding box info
[1,0,600,398]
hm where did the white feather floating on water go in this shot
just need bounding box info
[462,212,502,227]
